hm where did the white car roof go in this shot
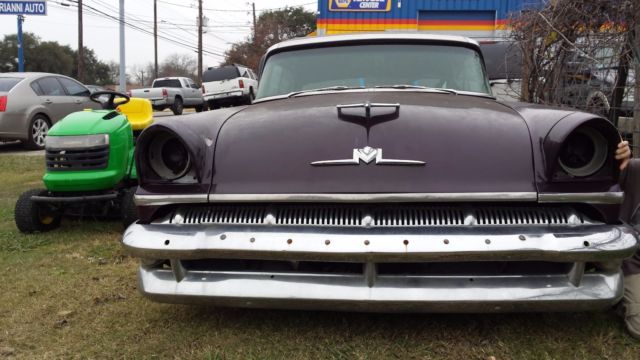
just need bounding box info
[265,33,480,56]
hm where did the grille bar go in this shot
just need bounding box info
[165,204,589,227]
[46,146,109,171]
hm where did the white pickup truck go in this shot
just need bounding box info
[129,77,205,115]
[201,65,258,109]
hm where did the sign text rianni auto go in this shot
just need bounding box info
[329,0,391,12]
[0,0,46,15]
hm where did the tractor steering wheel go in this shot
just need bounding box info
[90,90,130,110]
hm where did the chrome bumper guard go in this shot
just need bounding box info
[123,223,638,311]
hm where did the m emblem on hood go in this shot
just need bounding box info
[311,146,425,166]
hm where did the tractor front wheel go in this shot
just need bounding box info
[15,189,61,233]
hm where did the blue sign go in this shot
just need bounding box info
[0,1,47,15]
[329,0,392,12]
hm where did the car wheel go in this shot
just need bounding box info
[245,89,255,105]
[121,186,138,228]
[587,98,608,117]
[14,189,61,233]
[24,115,50,150]
[171,97,184,115]
[208,100,220,110]
[195,102,208,112]
[586,91,610,118]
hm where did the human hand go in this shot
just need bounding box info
[616,141,631,171]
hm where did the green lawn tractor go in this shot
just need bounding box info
[14,91,154,233]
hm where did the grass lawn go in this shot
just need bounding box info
[1,154,640,359]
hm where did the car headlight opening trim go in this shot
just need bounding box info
[147,132,192,180]
[558,126,608,177]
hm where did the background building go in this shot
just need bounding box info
[317,0,544,38]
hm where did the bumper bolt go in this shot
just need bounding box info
[325,240,330,245]
[443,239,449,244]
[364,240,370,245]
[485,239,491,244]
[220,234,226,240]
[519,235,526,241]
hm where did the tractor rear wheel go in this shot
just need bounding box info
[15,189,61,233]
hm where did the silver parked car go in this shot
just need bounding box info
[0,72,100,149]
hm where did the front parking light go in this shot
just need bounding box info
[45,134,110,149]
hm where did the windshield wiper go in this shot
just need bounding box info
[287,86,363,98]
[374,84,459,95]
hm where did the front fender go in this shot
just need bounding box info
[543,112,620,181]
[135,107,247,188]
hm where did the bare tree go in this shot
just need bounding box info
[511,0,635,125]
[158,53,197,79]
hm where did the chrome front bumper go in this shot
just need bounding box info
[123,223,638,311]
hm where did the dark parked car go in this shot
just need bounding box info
[123,33,637,312]
[480,40,523,102]
[480,41,635,117]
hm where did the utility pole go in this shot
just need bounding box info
[632,1,640,155]
[17,15,24,72]
[252,2,256,43]
[119,0,126,92]
[77,0,84,82]
[197,0,203,85]
[153,0,158,79]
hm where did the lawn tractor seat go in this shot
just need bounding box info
[116,97,154,131]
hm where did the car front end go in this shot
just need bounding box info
[123,34,638,312]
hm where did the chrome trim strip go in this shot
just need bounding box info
[538,192,623,204]
[123,223,638,262]
[311,147,425,166]
[207,192,538,203]
[254,87,494,104]
[134,194,208,206]
[135,192,623,206]
[138,267,623,311]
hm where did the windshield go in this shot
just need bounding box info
[153,79,181,88]
[257,44,490,99]
[0,77,23,92]
[203,66,240,82]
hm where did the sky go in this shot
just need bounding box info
[0,0,317,70]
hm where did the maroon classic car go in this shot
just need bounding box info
[123,33,637,311]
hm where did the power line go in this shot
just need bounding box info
[89,0,233,54]
[157,0,316,13]
[86,0,226,57]
[52,2,225,58]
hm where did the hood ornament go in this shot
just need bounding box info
[311,146,425,166]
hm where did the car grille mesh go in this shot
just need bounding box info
[166,205,588,227]
[46,145,109,171]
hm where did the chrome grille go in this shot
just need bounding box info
[46,145,109,171]
[165,205,589,227]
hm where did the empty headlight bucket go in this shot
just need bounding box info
[558,126,608,177]
[45,134,109,149]
[147,132,191,180]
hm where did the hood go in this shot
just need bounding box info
[210,91,536,195]
[49,110,129,136]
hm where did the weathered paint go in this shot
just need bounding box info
[316,0,543,37]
